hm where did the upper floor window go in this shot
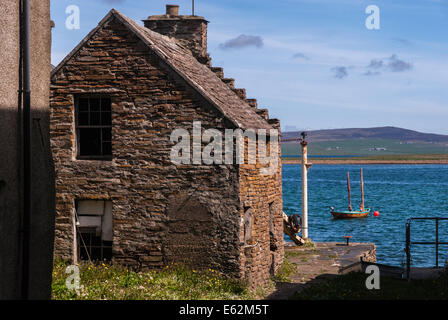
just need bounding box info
[75,96,112,160]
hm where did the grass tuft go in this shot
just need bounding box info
[52,260,255,300]
[273,260,298,283]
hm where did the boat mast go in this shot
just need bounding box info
[360,168,365,211]
[347,172,352,211]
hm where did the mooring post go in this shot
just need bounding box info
[436,218,439,268]
[300,132,311,240]
[406,220,411,281]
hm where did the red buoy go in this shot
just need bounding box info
[374,211,380,217]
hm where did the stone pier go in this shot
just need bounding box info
[268,242,376,299]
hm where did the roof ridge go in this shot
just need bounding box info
[111,10,273,131]
[52,9,274,131]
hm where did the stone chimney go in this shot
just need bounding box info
[143,5,211,65]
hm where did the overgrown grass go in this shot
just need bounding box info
[303,241,315,248]
[274,260,298,283]
[291,271,448,300]
[284,249,318,258]
[52,260,256,300]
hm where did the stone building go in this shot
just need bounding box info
[0,0,55,299]
[51,5,283,286]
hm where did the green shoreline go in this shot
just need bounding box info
[282,154,448,165]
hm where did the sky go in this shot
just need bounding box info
[50,0,448,134]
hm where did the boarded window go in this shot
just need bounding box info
[243,207,253,244]
[76,200,113,261]
[269,202,277,251]
[75,96,112,159]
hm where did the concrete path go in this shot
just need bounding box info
[267,242,376,300]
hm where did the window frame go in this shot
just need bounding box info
[75,200,113,262]
[243,207,253,245]
[74,95,113,161]
[268,201,278,252]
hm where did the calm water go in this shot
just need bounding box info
[283,164,448,267]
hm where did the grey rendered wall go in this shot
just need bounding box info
[0,0,55,299]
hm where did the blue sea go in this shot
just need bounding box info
[283,164,448,267]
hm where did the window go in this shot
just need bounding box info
[243,207,253,245]
[269,202,278,252]
[75,96,112,159]
[75,200,113,261]
[269,202,277,276]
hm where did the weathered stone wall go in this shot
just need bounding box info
[51,14,284,287]
[51,17,243,276]
[238,135,284,288]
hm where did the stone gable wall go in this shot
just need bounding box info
[51,16,283,286]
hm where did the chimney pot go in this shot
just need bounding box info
[166,4,179,16]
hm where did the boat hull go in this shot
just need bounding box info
[331,208,371,219]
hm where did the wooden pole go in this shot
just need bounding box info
[301,141,308,239]
[347,172,352,211]
[360,168,365,211]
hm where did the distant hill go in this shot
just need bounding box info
[282,127,448,143]
[282,127,448,156]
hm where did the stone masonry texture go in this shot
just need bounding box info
[51,10,283,288]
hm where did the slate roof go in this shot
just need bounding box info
[51,9,273,131]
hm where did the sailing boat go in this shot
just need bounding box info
[330,168,371,219]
